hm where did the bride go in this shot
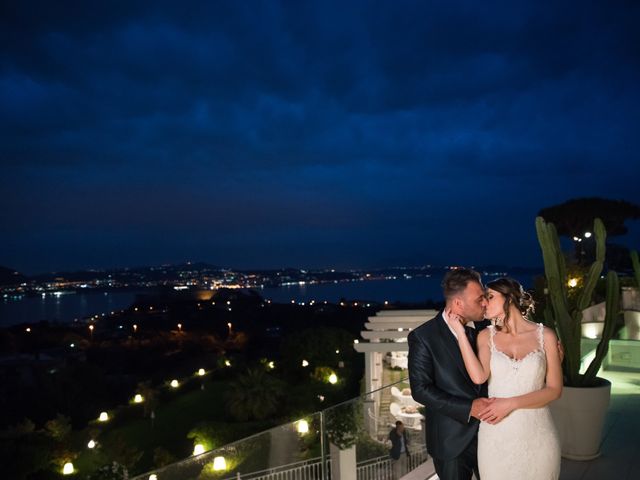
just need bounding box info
[449,277,562,479]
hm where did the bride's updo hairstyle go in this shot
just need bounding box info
[486,277,535,332]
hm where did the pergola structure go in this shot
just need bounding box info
[353,309,439,394]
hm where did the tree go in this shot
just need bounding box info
[225,369,284,421]
[136,381,158,418]
[44,413,72,441]
[538,197,640,265]
[538,198,640,238]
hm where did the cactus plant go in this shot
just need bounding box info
[535,217,620,387]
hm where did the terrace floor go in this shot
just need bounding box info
[559,369,640,480]
[407,369,640,480]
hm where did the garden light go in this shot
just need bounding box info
[98,411,109,422]
[212,456,227,471]
[62,462,74,475]
[193,444,205,456]
[297,420,309,434]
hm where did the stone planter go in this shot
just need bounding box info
[549,378,611,460]
[623,311,640,340]
[329,443,356,480]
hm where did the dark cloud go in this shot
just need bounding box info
[1,0,639,273]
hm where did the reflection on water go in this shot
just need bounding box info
[0,276,446,328]
[0,291,140,328]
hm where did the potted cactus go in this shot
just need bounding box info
[535,216,620,460]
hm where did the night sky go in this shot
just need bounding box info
[2,1,640,275]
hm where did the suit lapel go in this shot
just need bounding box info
[435,314,478,391]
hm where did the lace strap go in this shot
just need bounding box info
[537,323,545,349]
[488,325,496,351]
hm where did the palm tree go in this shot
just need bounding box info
[225,369,284,421]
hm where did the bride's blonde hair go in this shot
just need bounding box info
[486,277,535,332]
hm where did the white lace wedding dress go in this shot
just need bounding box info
[478,324,561,480]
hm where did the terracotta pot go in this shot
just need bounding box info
[549,378,611,460]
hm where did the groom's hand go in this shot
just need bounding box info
[479,398,515,424]
[470,397,494,420]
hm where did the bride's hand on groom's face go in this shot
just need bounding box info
[447,310,466,336]
[479,398,515,424]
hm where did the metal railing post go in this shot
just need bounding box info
[320,410,328,480]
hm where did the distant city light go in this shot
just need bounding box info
[354,339,359,344]
[134,394,143,403]
[177,323,182,331]
[25,327,31,332]
[328,373,338,384]
[301,360,309,367]
[297,420,309,434]
[193,444,205,456]
[133,324,138,332]
[87,440,96,449]
[62,462,75,475]
[584,231,592,238]
[335,349,340,354]
[170,379,179,388]
[224,360,231,367]
[198,368,205,376]
[70,343,75,348]
[212,456,227,471]
[98,412,109,422]
[267,361,275,370]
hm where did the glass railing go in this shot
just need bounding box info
[132,379,430,480]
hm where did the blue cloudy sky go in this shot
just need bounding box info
[1,0,639,274]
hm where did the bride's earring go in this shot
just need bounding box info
[493,315,505,327]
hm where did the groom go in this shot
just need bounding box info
[408,268,491,480]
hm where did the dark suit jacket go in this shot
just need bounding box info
[407,311,489,461]
[388,428,410,460]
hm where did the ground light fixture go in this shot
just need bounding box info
[62,462,74,475]
[297,420,309,434]
[193,444,205,456]
[212,456,227,471]
[328,373,338,384]
[98,411,109,422]
[134,394,143,403]
[198,368,205,376]
[87,440,96,449]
